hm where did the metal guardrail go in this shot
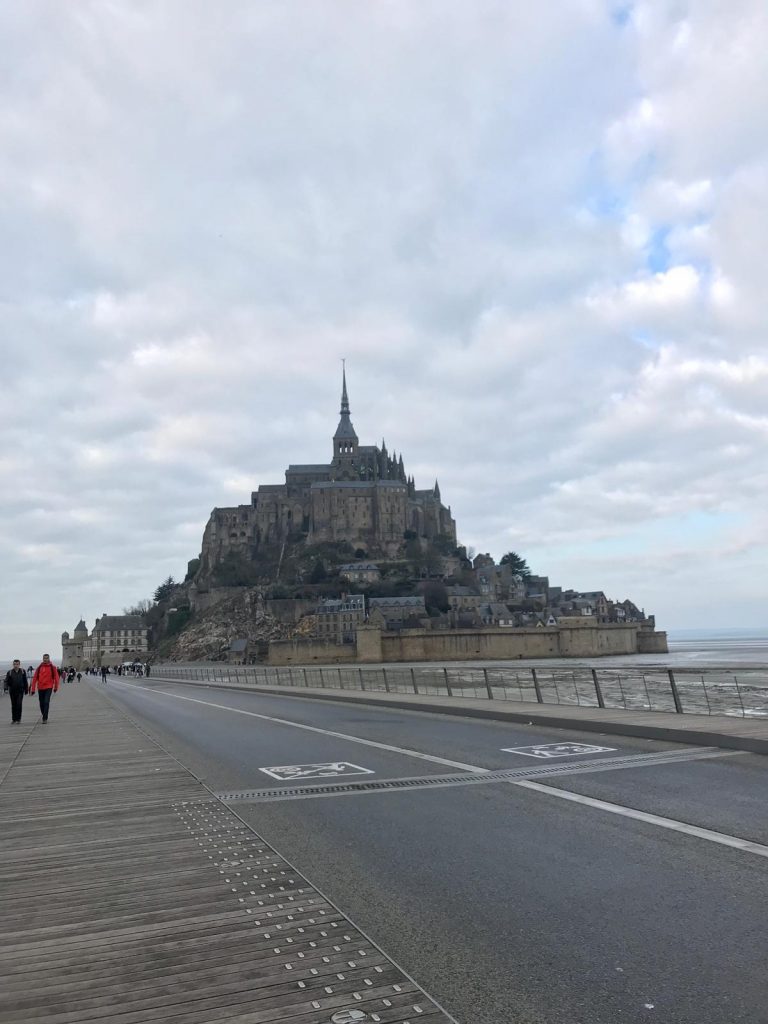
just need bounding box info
[155,663,768,719]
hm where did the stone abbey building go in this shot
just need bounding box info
[200,370,457,573]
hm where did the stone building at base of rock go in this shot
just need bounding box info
[62,615,150,669]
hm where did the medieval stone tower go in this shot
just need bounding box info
[61,618,88,668]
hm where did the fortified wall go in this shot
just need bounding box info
[267,623,668,665]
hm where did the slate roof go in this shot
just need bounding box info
[487,602,513,617]
[334,415,358,440]
[286,464,330,474]
[339,563,380,572]
[369,596,425,609]
[311,479,405,489]
[93,615,146,632]
[318,595,365,612]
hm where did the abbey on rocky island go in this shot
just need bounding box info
[199,370,457,574]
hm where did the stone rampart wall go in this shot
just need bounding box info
[381,627,559,662]
[268,639,357,665]
[266,622,668,664]
[637,629,669,654]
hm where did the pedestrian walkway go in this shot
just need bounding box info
[0,682,453,1024]
[151,674,768,755]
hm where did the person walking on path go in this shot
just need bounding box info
[4,660,28,724]
[30,654,60,723]
[100,665,108,683]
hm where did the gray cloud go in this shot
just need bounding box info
[1,1,767,656]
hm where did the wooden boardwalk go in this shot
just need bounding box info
[0,683,453,1024]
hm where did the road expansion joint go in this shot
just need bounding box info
[214,747,738,803]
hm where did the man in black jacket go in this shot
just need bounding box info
[4,660,29,724]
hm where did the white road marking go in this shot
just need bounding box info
[114,680,767,859]
[116,683,490,773]
[502,742,617,758]
[509,779,768,859]
[260,762,374,781]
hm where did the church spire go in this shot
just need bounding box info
[333,361,358,464]
[340,360,350,416]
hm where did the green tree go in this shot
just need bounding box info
[421,581,450,614]
[500,552,532,578]
[309,559,327,584]
[153,576,177,602]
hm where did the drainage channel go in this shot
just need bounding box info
[217,747,729,803]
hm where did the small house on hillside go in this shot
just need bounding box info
[338,562,381,585]
[228,638,249,664]
[368,595,426,630]
[316,594,365,643]
[482,602,515,627]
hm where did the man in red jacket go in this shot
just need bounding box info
[30,654,60,724]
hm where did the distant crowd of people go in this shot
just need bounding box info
[3,657,152,723]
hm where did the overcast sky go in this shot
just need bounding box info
[1,1,766,658]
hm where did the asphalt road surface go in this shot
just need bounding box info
[103,676,768,1024]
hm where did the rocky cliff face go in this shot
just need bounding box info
[156,588,316,662]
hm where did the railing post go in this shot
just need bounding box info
[668,669,683,714]
[700,673,712,714]
[383,668,390,693]
[483,667,493,700]
[733,675,745,717]
[302,668,308,687]
[443,667,452,697]
[531,667,543,704]
[591,668,605,709]
[411,667,419,694]
[358,668,366,691]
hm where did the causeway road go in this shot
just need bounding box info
[103,676,768,1024]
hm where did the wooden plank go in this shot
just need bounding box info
[0,683,452,1024]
